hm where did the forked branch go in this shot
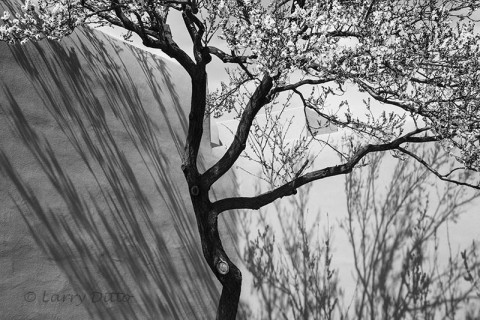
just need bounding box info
[208,46,256,64]
[212,128,436,212]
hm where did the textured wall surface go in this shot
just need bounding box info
[0,24,235,319]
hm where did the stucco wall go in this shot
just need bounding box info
[0,24,234,319]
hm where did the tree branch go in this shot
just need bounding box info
[397,147,480,190]
[207,47,255,78]
[236,0,251,24]
[202,74,273,187]
[357,80,418,113]
[103,0,196,75]
[212,128,431,212]
[182,5,209,64]
[273,78,335,94]
[208,46,256,64]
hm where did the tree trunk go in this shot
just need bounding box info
[183,70,242,319]
[188,189,242,320]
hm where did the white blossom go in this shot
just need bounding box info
[1,0,480,169]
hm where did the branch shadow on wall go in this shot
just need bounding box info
[0,27,219,320]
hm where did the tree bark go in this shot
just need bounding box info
[187,187,242,320]
[183,70,241,320]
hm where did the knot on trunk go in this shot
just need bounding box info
[216,258,229,275]
[190,185,200,196]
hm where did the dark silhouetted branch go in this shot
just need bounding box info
[273,78,335,93]
[208,46,256,64]
[212,128,433,212]
[202,74,273,187]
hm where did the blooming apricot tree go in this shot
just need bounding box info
[2,0,480,319]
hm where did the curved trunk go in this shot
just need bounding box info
[189,189,242,320]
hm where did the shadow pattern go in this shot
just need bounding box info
[0,25,220,320]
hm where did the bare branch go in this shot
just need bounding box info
[182,5,208,64]
[100,1,196,75]
[273,78,335,94]
[357,80,418,114]
[397,147,480,190]
[406,135,442,143]
[212,128,431,212]
[207,47,255,77]
[208,46,256,64]
[202,74,273,187]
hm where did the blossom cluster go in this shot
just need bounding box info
[0,0,88,43]
[211,0,480,169]
[1,0,480,170]
[0,0,164,43]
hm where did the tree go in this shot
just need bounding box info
[2,0,480,319]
